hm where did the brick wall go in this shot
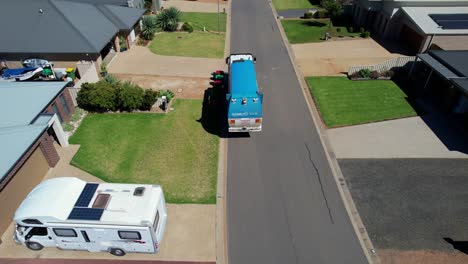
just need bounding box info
[0,131,59,192]
[44,88,75,123]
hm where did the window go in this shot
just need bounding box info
[153,211,160,233]
[51,103,63,123]
[92,193,110,209]
[133,187,145,196]
[25,227,48,239]
[59,94,70,116]
[23,219,43,225]
[118,231,141,240]
[53,228,77,237]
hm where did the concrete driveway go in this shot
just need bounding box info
[108,46,225,78]
[327,115,468,159]
[292,39,402,76]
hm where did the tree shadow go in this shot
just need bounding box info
[444,238,468,254]
[303,20,327,27]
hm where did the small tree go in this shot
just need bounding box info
[77,81,118,112]
[117,82,145,112]
[140,90,160,110]
[141,15,158,40]
[321,0,343,22]
[155,7,181,32]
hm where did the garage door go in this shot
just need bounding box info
[0,146,49,236]
[400,24,424,54]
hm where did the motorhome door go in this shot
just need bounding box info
[51,228,85,250]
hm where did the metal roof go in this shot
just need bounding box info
[417,54,461,79]
[0,0,143,54]
[452,79,468,96]
[0,82,67,179]
[428,50,468,77]
[230,60,259,97]
[402,7,468,35]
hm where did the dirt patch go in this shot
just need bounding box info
[113,74,210,99]
[379,249,468,264]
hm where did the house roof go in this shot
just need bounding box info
[402,7,468,35]
[0,0,144,55]
[0,82,68,180]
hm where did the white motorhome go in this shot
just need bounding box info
[13,177,167,256]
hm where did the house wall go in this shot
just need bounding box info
[44,88,75,123]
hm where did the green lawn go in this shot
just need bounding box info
[306,77,417,127]
[69,99,219,204]
[149,32,224,58]
[273,0,320,10]
[181,12,227,32]
[281,19,361,43]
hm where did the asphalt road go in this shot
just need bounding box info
[226,0,368,263]
[339,159,468,251]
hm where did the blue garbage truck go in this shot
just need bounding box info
[225,53,263,132]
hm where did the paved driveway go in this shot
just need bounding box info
[339,159,468,264]
[292,39,402,76]
[327,115,468,159]
[108,46,225,78]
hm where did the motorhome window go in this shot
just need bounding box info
[153,211,160,232]
[92,193,110,209]
[118,231,141,240]
[31,227,48,236]
[53,228,77,237]
[22,219,42,225]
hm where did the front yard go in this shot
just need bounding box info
[150,32,224,58]
[306,77,417,127]
[180,12,227,32]
[282,19,361,43]
[273,0,320,10]
[69,99,219,204]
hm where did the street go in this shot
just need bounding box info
[226,0,368,263]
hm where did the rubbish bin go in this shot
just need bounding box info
[66,68,76,80]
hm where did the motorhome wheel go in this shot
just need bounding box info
[26,242,44,251]
[110,248,126,256]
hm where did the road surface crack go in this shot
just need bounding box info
[305,143,335,224]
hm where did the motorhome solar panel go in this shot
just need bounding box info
[68,207,104,220]
[74,183,99,207]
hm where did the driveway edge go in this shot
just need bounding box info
[216,1,232,264]
[267,2,379,264]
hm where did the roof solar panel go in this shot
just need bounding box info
[68,208,104,220]
[74,183,99,207]
[430,14,468,29]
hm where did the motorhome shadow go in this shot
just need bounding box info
[13,177,167,256]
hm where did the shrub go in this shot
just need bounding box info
[348,26,354,33]
[359,27,365,33]
[303,12,313,19]
[336,27,341,33]
[358,68,372,79]
[77,81,118,112]
[361,31,370,38]
[159,89,175,102]
[314,10,329,19]
[117,82,145,112]
[182,22,194,33]
[321,0,342,20]
[382,70,395,78]
[370,71,380,79]
[156,7,181,32]
[141,15,158,40]
[103,74,120,85]
[140,90,160,110]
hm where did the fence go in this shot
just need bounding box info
[348,56,416,75]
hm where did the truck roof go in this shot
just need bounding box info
[14,177,163,226]
[230,60,259,97]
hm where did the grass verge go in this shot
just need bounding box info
[181,12,227,32]
[273,0,320,10]
[69,99,219,204]
[306,77,417,127]
[281,19,361,43]
[149,32,224,58]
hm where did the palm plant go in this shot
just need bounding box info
[140,15,157,40]
[155,7,181,32]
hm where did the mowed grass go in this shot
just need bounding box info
[150,32,224,58]
[273,0,320,10]
[306,77,417,127]
[69,99,219,204]
[181,12,227,32]
[281,19,361,43]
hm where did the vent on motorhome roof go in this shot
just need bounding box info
[133,187,145,196]
[92,193,110,209]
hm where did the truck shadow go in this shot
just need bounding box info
[197,74,250,139]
